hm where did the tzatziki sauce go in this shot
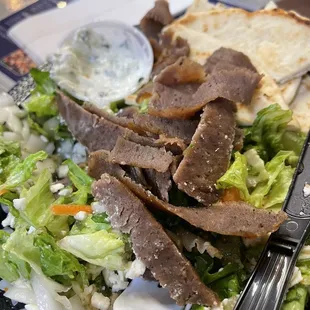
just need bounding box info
[50,21,153,107]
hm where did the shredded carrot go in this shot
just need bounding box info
[51,204,92,216]
[222,187,241,202]
[0,189,8,196]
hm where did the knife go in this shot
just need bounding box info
[234,131,310,310]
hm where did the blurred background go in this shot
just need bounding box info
[0,0,307,92]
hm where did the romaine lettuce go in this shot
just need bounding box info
[244,104,306,161]
[58,230,129,271]
[0,151,48,190]
[281,284,308,310]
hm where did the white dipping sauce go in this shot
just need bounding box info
[50,22,153,107]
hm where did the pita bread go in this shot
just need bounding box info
[236,74,288,126]
[289,75,310,132]
[166,8,310,83]
[279,77,302,105]
[186,0,226,13]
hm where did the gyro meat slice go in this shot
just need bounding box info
[173,99,236,205]
[92,174,220,306]
[109,136,173,173]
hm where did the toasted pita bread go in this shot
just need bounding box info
[289,75,310,132]
[166,8,310,83]
[279,77,302,105]
[236,74,288,126]
[186,0,226,13]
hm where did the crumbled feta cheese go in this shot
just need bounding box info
[288,267,303,288]
[58,188,73,196]
[45,142,55,155]
[57,165,69,179]
[125,259,146,280]
[92,201,107,213]
[40,135,48,143]
[0,92,14,107]
[36,158,57,174]
[74,211,88,221]
[50,183,65,193]
[72,143,87,164]
[13,198,26,210]
[91,292,110,310]
[28,226,36,234]
[303,183,310,198]
[1,212,15,228]
[103,270,128,292]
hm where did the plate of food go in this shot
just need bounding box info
[1,0,310,310]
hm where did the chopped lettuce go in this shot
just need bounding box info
[0,137,21,157]
[58,230,129,271]
[250,151,293,208]
[0,231,30,282]
[217,149,294,209]
[34,232,87,285]
[0,151,48,190]
[282,285,308,310]
[63,159,93,192]
[70,214,111,236]
[210,273,241,300]
[25,69,58,117]
[21,169,54,227]
[244,104,306,161]
[3,225,86,286]
[26,94,58,117]
[217,152,250,200]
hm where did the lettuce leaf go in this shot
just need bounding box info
[210,273,241,300]
[217,150,294,209]
[0,230,30,282]
[0,151,48,190]
[70,213,110,236]
[249,151,293,208]
[25,69,57,117]
[26,94,58,117]
[217,152,250,200]
[244,104,306,161]
[281,285,308,310]
[64,159,93,192]
[58,230,129,270]
[34,232,87,285]
[21,168,54,227]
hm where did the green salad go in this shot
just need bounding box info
[0,67,308,310]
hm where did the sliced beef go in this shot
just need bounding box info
[233,128,244,151]
[88,154,286,237]
[152,35,190,77]
[109,136,173,173]
[140,0,173,40]
[173,100,236,205]
[149,82,201,119]
[172,201,288,238]
[193,68,262,106]
[57,92,183,153]
[92,174,219,306]
[149,68,261,119]
[133,113,199,144]
[83,103,144,135]
[144,168,171,201]
[155,57,205,85]
[204,47,257,74]
[88,150,125,180]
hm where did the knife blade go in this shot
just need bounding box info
[234,131,310,310]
